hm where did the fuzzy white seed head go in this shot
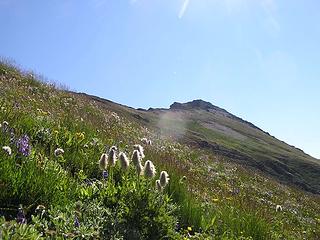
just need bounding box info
[276,205,282,212]
[54,148,64,157]
[134,144,145,158]
[141,138,148,144]
[160,171,170,187]
[144,160,156,178]
[2,121,8,127]
[109,145,117,152]
[136,162,144,176]
[99,153,108,170]
[131,150,141,166]
[2,146,12,155]
[119,152,129,171]
[156,180,163,192]
[108,149,117,166]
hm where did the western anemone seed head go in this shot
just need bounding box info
[136,162,144,176]
[134,144,145,158]
[276,205,282,212]
[119,152,129,170]
[2,146,12,155]
[156,180,162,192]
[108,149,117,166]
[109,145,117,152]
[141,138,148,144]
[2,121,8,127]
[131,150,141,166]
[54,148,64,157]
[144,160,156,178]
[99,153,108,170]
[160,171,170,187]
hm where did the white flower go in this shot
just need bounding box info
[144,160,156,178]
[119,152,129,171]
[2,146,12,155]
[159,171,170,187]
[276,205,282,212]
[99,153,108,170]
[54,148,64,157]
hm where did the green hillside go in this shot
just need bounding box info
[0,61,320,239]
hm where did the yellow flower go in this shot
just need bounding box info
[187,226,192,232]
[75,132,85,141]
[212,198,219,202]
[226,197,232,201]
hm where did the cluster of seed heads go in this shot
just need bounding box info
[97,143,170,191]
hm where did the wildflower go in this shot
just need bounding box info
[156,180,162,191]
[35,205,46,217]
[99,153,108,170]
[109,145,117,152]
[119,152,129,171]
[141,138,148,144]
[2,121,8,128]
[144,160,156,178]
[187,226,192,232]
[179,175,187,183]
[8,127,16,142]
[54,148,64,157]
[102,170,109,180]
[134,144,145,158]
[147,140,152,145]
[276,205,282,212]
[74,215,80,228]
[159,171,170,187]
[131,150,141,166]
[212,198,219,203]
[16,205,27,224]
[2,146,12,155]
[16,135,31,156]
[1,121,9,132]
[75,132,85,141]
[108,149,117,166]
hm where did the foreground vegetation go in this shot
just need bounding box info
[0,61,320,239]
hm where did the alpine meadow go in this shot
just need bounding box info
[0,61,320,239]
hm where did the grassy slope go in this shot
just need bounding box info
[115,104,320,195]
[1,62,320,239]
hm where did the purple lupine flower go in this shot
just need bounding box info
[102,170,108,180]
[16,206,27,224]
[74,215,80,228]
[16,134,31,156]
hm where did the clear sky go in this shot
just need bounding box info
[0,0,319,159]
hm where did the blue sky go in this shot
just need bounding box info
[0,0,319,158]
